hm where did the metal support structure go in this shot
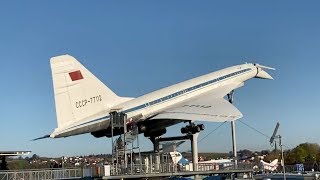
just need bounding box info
[155,153,160,172]
[150,137,159,152]
[191,133,200,180]
[136,134,142,174]
[152,124,202,179]
[0,156,8,170]
[123,114,127,169]
[149,154,153,173]
[105,115,256,178]
[279,135,286,180]
[156,135,192,142]
[104,169,254,179]
[269,123,285,180]
[185,120,200,177]
[191,133,199,172]
[227,90,238,169]
[110,111,128,174]
[231,121,238,169]
[110,111,142,176]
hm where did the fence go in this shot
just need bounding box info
[108,162,251,176]
[0,168,82,180]
[3,162,302,179]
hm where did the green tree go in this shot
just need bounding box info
[264,151,280,162]
[31,154,39,160]
[285,143,320,164]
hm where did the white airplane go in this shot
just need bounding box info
[169,151,185,164]
[198,158,233,168]
[38,55,274,139]
[199,159,232,164]
[260,159,279,171]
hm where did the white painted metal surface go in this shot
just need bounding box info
[46,55,274,138]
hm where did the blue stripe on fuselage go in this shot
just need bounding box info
[61,68,252,133]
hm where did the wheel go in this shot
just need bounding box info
[191,126,201,134]
[197,124,205,131]
[181,127,187,134]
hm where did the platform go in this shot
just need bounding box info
[102,169,254,179]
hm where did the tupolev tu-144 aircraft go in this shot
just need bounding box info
[37,55,274,140]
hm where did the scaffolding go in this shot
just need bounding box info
[110,111,142,175]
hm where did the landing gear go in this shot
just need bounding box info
[147,121,204,153]
[148,121,204,178]
[150,136,160,152]
[180,121,203,179]
[227,90,234,104]
[181,123,205,134]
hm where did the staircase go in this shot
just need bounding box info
[110,111,142,175]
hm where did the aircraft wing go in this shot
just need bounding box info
[150,82,243,122]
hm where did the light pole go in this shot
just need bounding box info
[270,123,285,180]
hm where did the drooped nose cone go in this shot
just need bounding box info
[255,68,274,80]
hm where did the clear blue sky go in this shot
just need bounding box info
[1,1,320,157]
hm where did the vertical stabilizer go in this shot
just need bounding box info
[50,55,130,129]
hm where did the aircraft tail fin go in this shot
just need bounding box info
[50,54,131,130]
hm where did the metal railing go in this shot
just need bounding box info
[103,163,253,179]
[0,168,82,180]
[109,162,250,176]
[0,162,256,180]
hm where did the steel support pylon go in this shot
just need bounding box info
[228,90,238,169]
[231,121,238,169]
[191,133,200,180]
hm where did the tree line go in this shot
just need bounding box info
[236,142,320,165]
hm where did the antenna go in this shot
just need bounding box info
[269,122,280,144]
[268,122,286,180]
